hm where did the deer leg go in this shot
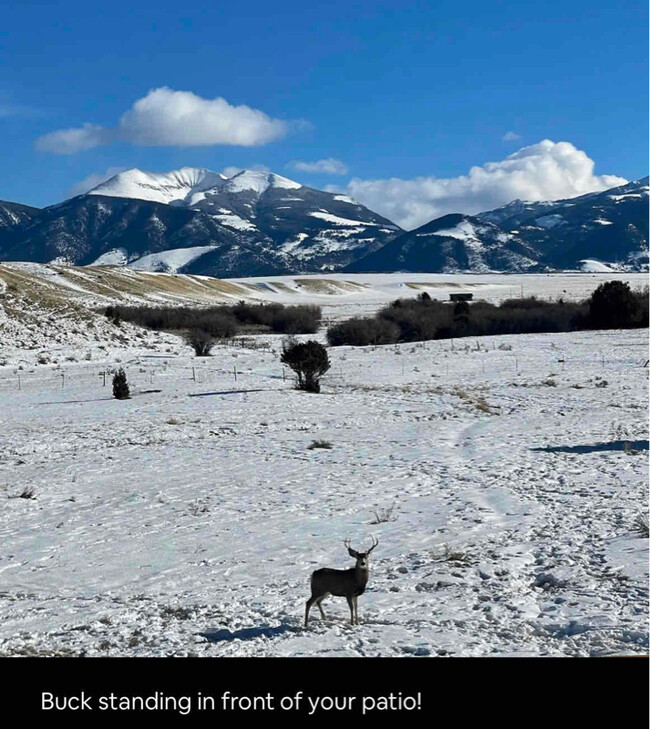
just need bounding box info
[353,595,359,625]
[346,596,354,625]
[305,596,317,627]
[317,597,327,620]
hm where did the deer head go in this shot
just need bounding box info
[344,537,378,570]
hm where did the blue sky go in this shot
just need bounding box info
[1,0,647,227]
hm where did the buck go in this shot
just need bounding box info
[304,537,378,627]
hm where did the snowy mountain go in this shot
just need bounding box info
[1,171,646,275]
[87,166,401,270]
[0,167,400,275]
[349,177,648,273]
[346,214,541,273]
[0,200,41,230]
[87,166,230,206]
[487,177,649,271]
[0,195,287,277]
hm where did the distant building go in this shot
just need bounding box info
[449,292,473,302]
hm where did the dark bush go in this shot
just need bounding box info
[281,340,330,393]
[112,368,130,400]
[105,301,321,337]
[378,301,450,342]
[588,281,641,329]
[326,284,630,346]
[634,286,649,327]
[270,305,321,334]
[500,296,555,310]
[326,317,400,346]
[185,329,216,356]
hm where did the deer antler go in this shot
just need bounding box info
[366,536,379,554]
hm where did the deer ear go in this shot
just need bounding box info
[348,548,359,558]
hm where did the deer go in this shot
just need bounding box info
[304,537,378,627]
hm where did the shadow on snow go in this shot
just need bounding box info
[200,623,299,643]
[531,440,649,454]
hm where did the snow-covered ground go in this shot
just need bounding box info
[0,273,648,657]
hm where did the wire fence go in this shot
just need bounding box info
[1,343,646,395]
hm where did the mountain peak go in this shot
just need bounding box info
[224,169,302,195]
[87,166,303,205]
[88,166,228,205]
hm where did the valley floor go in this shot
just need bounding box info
[0,319,647,656]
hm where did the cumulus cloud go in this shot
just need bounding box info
[502,131,521,142]
[335,140,627,230]
[287,158,348,175]
[36,88,290,154]
[68,167,127,197]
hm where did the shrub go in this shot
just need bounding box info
[588,281,640,329]
[185,329,216,356]
[270,305,321,334]
[378,302,448,342]
[327,317,400,346]
[112,368,130,400]
[370,503,398,524]
[105,301,321,336]
[281,340,330,393]
[634,513,649,537]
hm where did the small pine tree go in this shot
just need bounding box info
[280,340,330,393]
[588,280,639,329]
[112,368,130,400]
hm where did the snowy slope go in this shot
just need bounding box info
[347,215,540,273]
[477,178,649,271]
[0,266,647,657]
[87,167,229,205]
[0,322,646,657]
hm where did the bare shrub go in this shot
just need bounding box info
[370,503,398,524]
[433,544,473,565]
[184,329,216,357]
[308,440,333,450]
[634,513,649,537]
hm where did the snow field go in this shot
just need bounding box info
[0,322,647,657]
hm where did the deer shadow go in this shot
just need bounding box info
[200,622,299,643]
[531,439,649,454]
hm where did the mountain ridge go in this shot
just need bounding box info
[1,169,647,275]
[0,167,401,276]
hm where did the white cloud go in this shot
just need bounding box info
[68,167,127,197]
[221,164,270,178]
[36,88,290,154]
[37,123,109,154]
[287,158,348,175]
[336,140,627,230]
[502,131,521,142]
